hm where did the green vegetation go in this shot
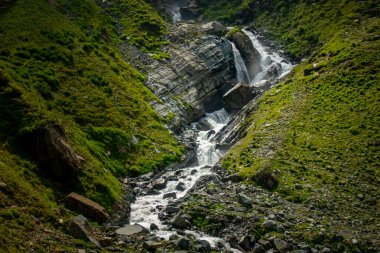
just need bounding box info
[218,0,380,246]
[0,0,182,250]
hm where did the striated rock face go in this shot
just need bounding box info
[146,24,235,130]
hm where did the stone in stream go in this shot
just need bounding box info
[172,214,192,229]
[191,169,198,175]
[237,192,253,206]
[176,182,186,191]
[176,237,191,250]
[195,239,211,253]
[163,192,177,199]
[166,205,180,214]
[150,223,159,231]
[152,178,167,190]
[115,224,147,236]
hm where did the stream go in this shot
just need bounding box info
[127,25,294,252]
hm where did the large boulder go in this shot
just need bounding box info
[229,31,262,80]
[65,192,110,223]
[223,83,256,111]
[67,215,99,246]
[202,21,227,36]
[115,224,147,236]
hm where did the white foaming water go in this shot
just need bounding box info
[172,9,181,24]
[230,42,251,84]
[242,29,294,85]
[130,109,241,252]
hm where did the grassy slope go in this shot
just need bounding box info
[201,0,380,247]
[0,0,182,250]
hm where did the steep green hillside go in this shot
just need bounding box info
[208,0,380,246]
[0,0,181,250]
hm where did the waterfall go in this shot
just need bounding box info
[172,9,181,24]
[242,29,294,85]
[230,42,250,84]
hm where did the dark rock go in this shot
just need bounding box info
[237,192,253,206]
[291,250,308,253]
[191,169,198,175]
[226,173,244,182]
[67,215,99,246]
[169,234,179,241]
[273,238,288,253]
[176,182,186,191]
[143,240,163,250]
[176,237,191,250]
[65,192,109,223]
[26,124,83,180]
[253,244,266,253]
[262,220,277,231]
[152,179,167,190]
[252,168,278,190]
[195,240,211,252]
[202,21,227,36]
[0,182,7,190]
[150,223,159,231]
[239,235,255,251]
[207,130,216,139]
[223,83,256,111]
[163,192,177,199]
[197,118,213,131]
[115,224,147,236]
[166,206,180,214]
[99,237,113,247]
[172,214,192,229]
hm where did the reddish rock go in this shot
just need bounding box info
[65,192,109,223]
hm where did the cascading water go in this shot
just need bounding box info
[242,29,294,85]
[230,42,251,84]
[130,109,240,252]
[172,9,181,24]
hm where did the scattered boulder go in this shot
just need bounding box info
[239,235,255,251]
[202,21,227,36]
[195,239,211,252]
[176,237,191,250]
[262,220,277,231]
[172,214,192,229]
[163,192,177,199]
[273,238,289,253]
[252,168,278,190]
[176,182,186,191]
[253,244,266,253]
[143,240,163,251]
[237,192,253,206]
[65,192,109,223]
[223,83,256,111]
[115,224,147,236]
[67,215,99,246]
[166,205,180,214]
[152,178,167,190]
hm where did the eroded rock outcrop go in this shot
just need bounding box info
[146,24,235,130]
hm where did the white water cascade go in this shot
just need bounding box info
[242,29,294,86]
[172,8,181,24]
[130,109,240,252]
[230,42,251,84]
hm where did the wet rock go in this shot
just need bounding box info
[166,206,180,214]
[195,240,211,252]
[191,169,198,175]
[202,21,227,36]
[163,192,177,199]
[115,224,147,236]
[67,215,99,246]
[176,182,186,191]
[207,130,216,139]
[237,192,253,206]
[65,192,109,223]
[223,83,256,111]
[172,214,192,229]
[197,118,213,131]
[150,223,159,231]
[169,234,179,241]
[176,237,191,250]
[253,244,266,253]
[152,179,167,190]
[273,238,288,253]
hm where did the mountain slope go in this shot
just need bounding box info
[0,0,182,250]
